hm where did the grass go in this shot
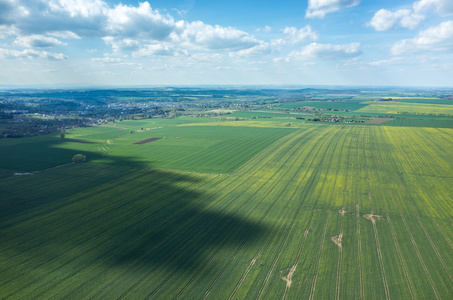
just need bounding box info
[1,118,452,299]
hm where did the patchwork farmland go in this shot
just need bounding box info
[1,117,452,299]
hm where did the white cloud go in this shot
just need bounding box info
[47,0,107,18]
[368,57,403,66]
[0,48,67,60]
[256,25,272,33]
[413,0,453,16]
[283,26,319,44]
[231,42,271,57]
[179,21,260,51]
[103,36,140,53]
[132,44,188,57]
[271,26,318,49]
[391,20,453,54]
[14,34,66,48]
[306,0,361,18]
[369,9,424,31]
[289,42,361,60]
[106,2,175,40]
[48,31,81,39]
[0,24,17,39]
[370,0,453,31]
[91,57,122,63]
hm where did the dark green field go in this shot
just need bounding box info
[1,114,453,299]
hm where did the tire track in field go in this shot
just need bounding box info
[308,210,330,300]
[368,128,416,300]
[362,127,392,300]
[377,127,440,299]
[355,126,366,300]
[384,128,449,293]
[366,211,391,300]
[334,126,357,300]
[226,131,330,300]
[435,222,453,251]
[278,125,350,300]
[148,129,324,300]
[228,127,340,300]
[91,132,306,299]
[356,204,364,300]
[416,216,453,282]
[386,214,416,300]
[183,130,327,299]
[17,172,216,299]
[281,229,309,300]
[400,213,440,300]
[91,131,312,299]
[254,126,347,300]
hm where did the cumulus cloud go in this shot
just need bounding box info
[105,2,175,40]
[230,42,271,57]
[271,26,318,49]
[48,31,81,39]
[1,1,264,55]
[370,0,453,31]
[14,34,66,48]
[288,42,361,60]
[369,9,424,31]
[413,0,453,16]
[306,0,361,19]
[91,57,122,63]
[102,36,140,53]
[283,26,319,44]
[0,48,67,60]
[391,20,453,54]
[256,25,272,33]
[132,44,188,57]
[179,21,260,51]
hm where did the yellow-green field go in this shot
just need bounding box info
[356,102,453,115]
[0,119,452,299]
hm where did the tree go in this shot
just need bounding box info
[72,154,86,163]
[60,133,65,139]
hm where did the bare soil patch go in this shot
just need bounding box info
[280,264,297,289]
[331,233,343,248]
[364,212,382,223]
[134,137,162,144]
[338,207,347,216]
[364,213,380,223]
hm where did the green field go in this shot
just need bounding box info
[1,118,453,299]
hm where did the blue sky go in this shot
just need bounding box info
[0,0,452,87]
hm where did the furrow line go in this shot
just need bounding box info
[386,214,416,300]
[308,210,330,300]
[157,129,324,299]
[228,127,339,300]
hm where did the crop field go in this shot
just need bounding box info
[382,118,453,128]
[355,102,453,115]
[1,118,453,299]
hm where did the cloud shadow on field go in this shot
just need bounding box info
[0,137,268,297]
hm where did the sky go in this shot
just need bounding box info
[0,0,452,87]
